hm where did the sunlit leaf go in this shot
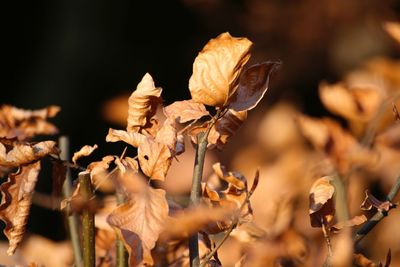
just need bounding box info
[72,144,98,164]
[106,128,146,148]
[164,100,210,123]
[107,186,169,266]
[309,176,335,227]
[127,73,162,133]
[189,32,252,107]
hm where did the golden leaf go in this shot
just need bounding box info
[229,61,281,112]
[72,144,98,164]
[384,22,400,44]
[189,32,252,107]
[106,128,147,148]
[87,155,116,192]
[309,176,335,227]
[0,161,41,255]
[0,105,59,140]
[127,73,162,132]
[319,83,383,122]
[155,118,178,153]
[107,186,169,266]
[164,100,210,123]
[0,140,58,167]
[138,137,172,181]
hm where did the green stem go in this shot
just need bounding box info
[116,193,128,267]
[355,176,400,245]
[189,131,210,267]
[79,171,95,267]
[59,136,83,266]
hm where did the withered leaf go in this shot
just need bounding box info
[384,22,400,44]
[106,128,147,148]
[164,100,210,123]
[189,32,253,107]
[229,61,281,112]
[0,161,41,255]
[160,206,229,240]
[107,186,169,266]
[138,137,172,181]
[331,215,367,233]
[72,144,98,164]
[309,176,335,227]
[319,83,382,122]
[0,105,60,140]
[213,162,246,190]
[360,190,392,212]
[0,140,58,167]
[155,118,178,154]
[127,73,162,133]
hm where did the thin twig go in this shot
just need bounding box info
[59,136,83,266]
[116,192,128,267]
[321,220,333,258]
[355,176,400,245]
[79,171,95,267]
[189,110,222,267]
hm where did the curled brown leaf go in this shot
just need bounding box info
[72,144,98,164]
[164,100,210,123]
[309,176,335,227]
[360,190,393,212]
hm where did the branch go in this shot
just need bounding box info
[355,176,400,245]
[79,171,95,267]
[59,136,83,266]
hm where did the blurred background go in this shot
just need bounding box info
[2,0,400,266]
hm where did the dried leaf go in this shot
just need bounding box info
[127,73,162,132]
[72,144,98,164]
[309,176,335,227]
[87,155,115,192]
[115,156,139,175]
[189,32,252,107]
[354,253,379,267]
[160,206,230,240]
[384,22,400,44]
[0,105,60,140]
[229,61,281,112]
[106,128,147,148]
[213,162,246,190]
[138,137,172,181]
[107,186,169,266]
[155,118,178,154]
[360,190,392,212]
[0,161,41,255]
[331,215,367,232]
[319,83,383,122]
[0,140,58,167]
[164,100,210,123]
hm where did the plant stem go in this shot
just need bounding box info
[79,171,95,267]
[355,176,400,245]
[59,136,83,267]
[189,131,209,267]
[116,192,128,267]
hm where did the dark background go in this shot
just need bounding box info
[2,0,400,241]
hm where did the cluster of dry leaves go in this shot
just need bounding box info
[0,23,400,267]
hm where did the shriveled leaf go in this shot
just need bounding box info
[0,105,60,140]
[213,162,246,190]
[331,215,367,233]
[87,155,115,192]
[72,144,98,164]
[189,32,253,107]
[115,156,139,175]
[319,83,382,122]
[229,61,281,112]
[160,206,230,240]
[0,140,58,167]
[309,176,335,227]
[138,137,172,181]
[127,73,162,132]
[164,100,210,123]
[106,128,147,148]
[0,161,41,255]
[360,190,392,212]
[384,22,400,44]
[155,118,178,153]
[107,186,169,266]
